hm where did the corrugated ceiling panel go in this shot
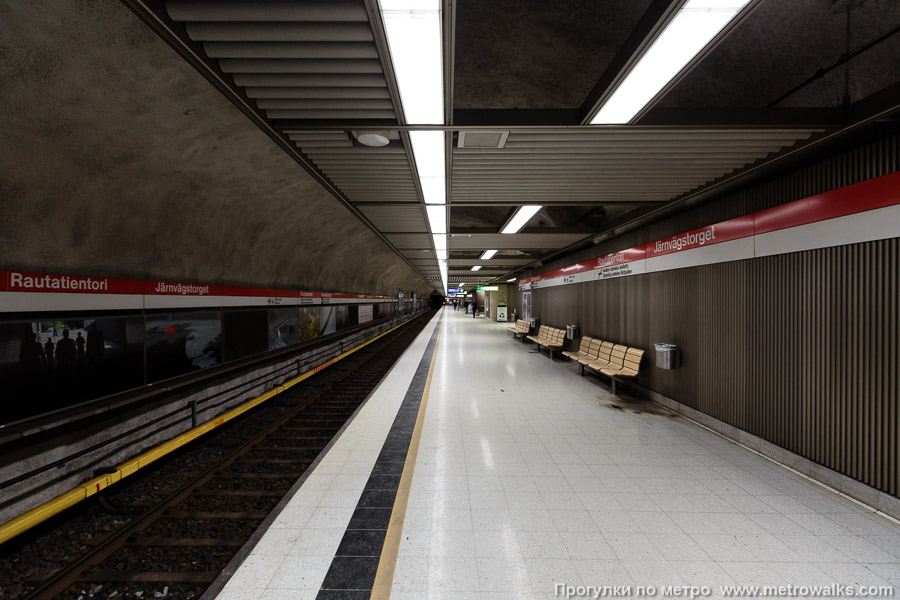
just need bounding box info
[451,129,821,203]
[358,205,428,233]
[167,0,397,122]
[449,233,587,250]
[385,234,433,249]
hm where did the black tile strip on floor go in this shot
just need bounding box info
[315,318,441,600]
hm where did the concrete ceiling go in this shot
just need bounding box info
[0,0,432,297]
[657,0,900,108]
[2,0,898,292]
[453,0,655,109]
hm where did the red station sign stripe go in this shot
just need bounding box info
[754,171,900,235]
[0,272,398,301]
[519,172,900,288]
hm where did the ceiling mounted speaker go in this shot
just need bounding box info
[355,131,391,147]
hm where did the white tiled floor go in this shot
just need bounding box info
[391,308,900,600]
[216,311,444,600]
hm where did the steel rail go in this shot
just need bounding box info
[20,312,431,599]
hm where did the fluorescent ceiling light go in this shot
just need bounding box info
[591,0,752,124]
[419,177,446,205]
[381,0,440,9]
[432,234,447,261]
[501,205,542,234]
[439,257,448,292]
[479,249,498,260]
[379,0,447,290]
[426,205,446,234]
[471,266,482,271]
[507,278,516,282]
[409,131,444,177]
[410,130,446,204]
[379,1,443,125]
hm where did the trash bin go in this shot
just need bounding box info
[566,325,578,340]
[496,303,508,322]
[654,343,678,369]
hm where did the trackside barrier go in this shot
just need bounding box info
[0,317,420,492]
[0,311,429,545]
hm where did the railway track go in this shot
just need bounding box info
[7,312,433,600]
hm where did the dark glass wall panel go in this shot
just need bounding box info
[345,305,358,330]
[0,316,145,425]
[223,310,268,363]
[268,307,299,350]
[147,312,221,382]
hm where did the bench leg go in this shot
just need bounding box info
[530,344,542,354]
[579,363,584,376]
[611,378,618,395]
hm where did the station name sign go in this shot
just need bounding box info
[519,172,900,290]
[0,270,403,313]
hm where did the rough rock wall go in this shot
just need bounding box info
[0,0,433,297]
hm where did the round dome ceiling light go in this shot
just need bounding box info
[355,131,391,147]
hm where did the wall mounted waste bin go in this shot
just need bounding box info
[655,343,679,369]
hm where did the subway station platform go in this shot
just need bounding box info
[214,308,900,600]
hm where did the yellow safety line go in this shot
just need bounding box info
[0,314,426,546]
[371,310,445,600]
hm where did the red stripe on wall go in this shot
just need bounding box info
[754,171,900,235]
[521,172,899,287]
[642,214,755,258]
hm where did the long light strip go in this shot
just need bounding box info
[410,131,446,205]
[380,0,446,293]
[425,204,446,234]
[501,206,542,234]
[380,0,443,125]
[432,234,447,261]
[471,266,482,272]
[479,249,498,260]
[439,258,448,294]
[590,0,752,124]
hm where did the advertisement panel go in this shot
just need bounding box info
[0,316,145,424]
[319,305,349,336]
[268,307,299,350]
[298,307,321,341]
[358,304,374,325]
[146,312,222,383]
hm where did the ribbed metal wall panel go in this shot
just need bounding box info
[529,135,900,498]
